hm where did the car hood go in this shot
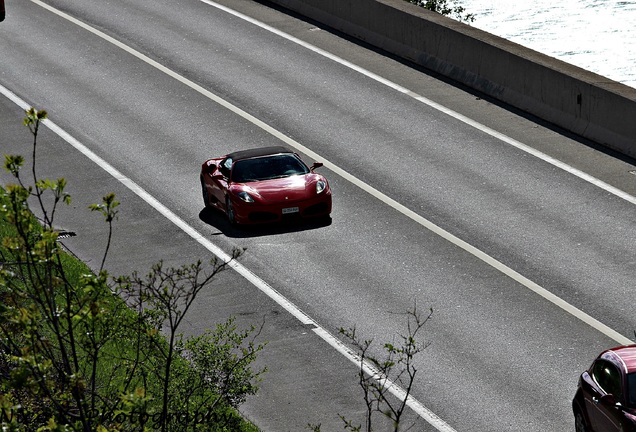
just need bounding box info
[233,174,322,202]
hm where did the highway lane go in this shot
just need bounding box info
[2,0,636,430]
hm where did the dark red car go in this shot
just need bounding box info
[200,146,332,225]
[1,0,5,22]
[573,344,636,432]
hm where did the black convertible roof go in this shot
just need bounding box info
[227,146,292,161]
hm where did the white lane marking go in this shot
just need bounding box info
[195,1,634,345]
[14,0,636,427]
[1,81,455,432]
[30,0,636,366]
[202,0,636,206]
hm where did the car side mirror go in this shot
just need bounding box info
[601,394,618,406]
[204,161,217,174]
[310,162,323,171]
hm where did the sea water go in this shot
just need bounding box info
[457,0,636,88]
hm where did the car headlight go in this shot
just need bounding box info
[237,191,254,203]
[316,180,327,194]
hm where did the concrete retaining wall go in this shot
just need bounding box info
[267,0,636,158]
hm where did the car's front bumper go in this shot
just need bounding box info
[232,192,332,224]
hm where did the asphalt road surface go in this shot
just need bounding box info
[2,1,636,431]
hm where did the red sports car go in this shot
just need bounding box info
[200,146,332,225]
[573,344,636,432]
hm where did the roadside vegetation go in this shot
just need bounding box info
[0,108,265,431]
[309,306,432,432]
[408,0,476,23]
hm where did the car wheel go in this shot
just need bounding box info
[574,410,589,432]
[200,176,210,208]
[226,196,237,225]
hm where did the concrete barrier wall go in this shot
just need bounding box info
[267,0,636,158]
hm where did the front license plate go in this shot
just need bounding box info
[282,207,299,214]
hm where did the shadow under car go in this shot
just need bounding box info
[198,207,332,238]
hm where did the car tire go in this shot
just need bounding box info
[200,176,210,208]
[226,196,237,225]
[574,410,589,432]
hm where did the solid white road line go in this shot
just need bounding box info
[1,81,456,432]
[30,0,631,348]
[12,0,636,429]
[203,0,636,206]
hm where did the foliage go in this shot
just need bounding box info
[115,259,266,431]
[407,0,476,23]
[308,305,432,432]
[0,107,263,431]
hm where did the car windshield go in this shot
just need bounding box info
[231,154,309,183]
[627,373,636,406]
